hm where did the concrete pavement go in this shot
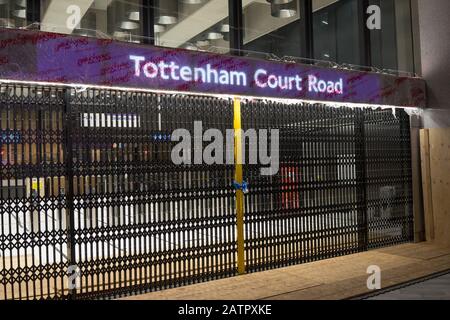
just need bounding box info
[121,242,450,300]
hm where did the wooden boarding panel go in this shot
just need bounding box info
[421,128,450,246]
[428,128,450,247]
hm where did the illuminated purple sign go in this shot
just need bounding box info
[128,55,344,96]
[0,29,426,107]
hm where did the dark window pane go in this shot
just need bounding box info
[154,0,230,53]
[369,0,414,72]
[313,0,361,65]
[313,0,415,71]
[0,0,30,28]
[243,0,301,58]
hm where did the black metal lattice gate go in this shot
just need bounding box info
[0,83,413,299]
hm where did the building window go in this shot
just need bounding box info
[312,0,415,71]
[242,0,302,58]
[369,0,415,72]
[313,0,361,65]
[153,0,230,54]
[3,0,416,71]
[39,0,145,43]
[0,0,30,28]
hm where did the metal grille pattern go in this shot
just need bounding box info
[241,101,364,272]
[241,101,413,272]
[67,90,236,298]
[365,109,413,248]
[0,85,68,300]
[0,83,413,299]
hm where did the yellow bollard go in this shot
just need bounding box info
[233,97,245,275]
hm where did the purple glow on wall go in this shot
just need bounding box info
[0,29,426,107]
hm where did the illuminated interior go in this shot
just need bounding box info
[0,0,414,72]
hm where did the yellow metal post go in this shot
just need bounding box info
[233,97,245,275]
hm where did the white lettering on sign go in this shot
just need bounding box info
[254,69,303,91]
[129,55,345,95]
[130,55,247,87]
[308,75,343,94]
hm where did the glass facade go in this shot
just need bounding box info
[39,0,144,42]
[0,0,31,28]
[153,0,230,53]
[1,0,416,72]
[368,0,415,72]
[312,0,415,72]
[243,0,301,58]
[313,0,361,65]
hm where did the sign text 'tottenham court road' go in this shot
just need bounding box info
[0,29,425,107]
[129,55,344,95]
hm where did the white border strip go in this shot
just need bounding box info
[0,78,422,113]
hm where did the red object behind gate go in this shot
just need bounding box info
[281,164,300,210]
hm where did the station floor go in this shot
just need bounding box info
[122,242,450,300]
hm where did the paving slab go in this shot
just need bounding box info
[121,242,450,300]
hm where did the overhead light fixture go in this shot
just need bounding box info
[268,0,297,18]
[73,29,91,37]
[156,0,178,25]
[220,24,230,33]
[120,20,140,30]
[12,9,26,19]
[183,44,198,51]
[15,0,27,7]
[207,32,224,40]
[154,24,166,33]
[157,16,177,25]
[127,11,140,21]
[220,21,230,41]
[113,30,130,38]
[266,0,294,4]
[196,39,210,47]
[181,0,205,4]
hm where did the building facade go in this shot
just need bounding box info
[0,0,445,300]
[0,0,418,70]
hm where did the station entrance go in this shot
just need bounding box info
[0,83,413,299]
